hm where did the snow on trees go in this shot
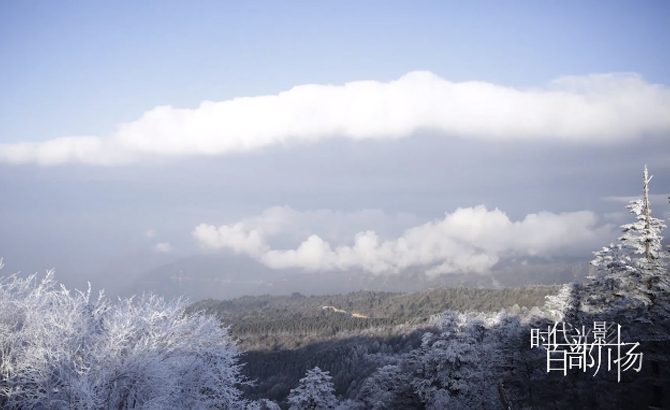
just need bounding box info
[355,364,416,410]
[250,398,282,410]
[403,311,509,410]
[619,167,668,276]
[590,243,634,283]
[0,267,248,410]
[287,366,338,410]
[588,166,669,311]
[587,242,637,311]
[543,282,580,320]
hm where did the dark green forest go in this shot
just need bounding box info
[191,285,558,405]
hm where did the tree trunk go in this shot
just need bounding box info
[643,165,652,263]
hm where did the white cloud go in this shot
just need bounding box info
[192,205,614,276]
[192,223,266,257]
[192,206,421,247]
[2,72,669,166]
[154,242,174,253]
[145,230,156,238]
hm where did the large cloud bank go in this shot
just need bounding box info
[192,206,614,276]
[3,72,670,165]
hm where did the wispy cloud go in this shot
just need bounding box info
[2,72,669,166]
[154,243,174,253]
[601,194,669,206]
[192,206,614,276]
[191,206,422,254]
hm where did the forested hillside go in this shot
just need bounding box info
[195,278,669,409]
[191,286,557,351]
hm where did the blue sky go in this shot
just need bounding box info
[0,1,669,296]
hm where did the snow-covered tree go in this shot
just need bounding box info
[587,167,669,312]
[543,282,581,320]
[249,398,282,410]
[404,311,502,410]
[587,243,638,311]
[619,166,668,279]
[287,366,338,410]
[355,364,416,410]
[0,266,247,410]
[590,242,633,283]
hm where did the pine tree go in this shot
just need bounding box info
[287,367,338,410]
[588,243,635,311]
[356,364,420,410]
[618,166,668,295]
[619,166,667,274]
[405,311,501,410]
[588,166,669,310]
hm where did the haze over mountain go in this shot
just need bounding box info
[114,252,591,301]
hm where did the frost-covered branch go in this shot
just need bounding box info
[0,268,248,410]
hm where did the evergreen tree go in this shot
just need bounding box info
[404,311,501,410]
[287,367,338,410]
[588,166,669,311]
[356,365,419,410]
[619,167,668,281]
[582,167,670,408]
[588,243,636,311]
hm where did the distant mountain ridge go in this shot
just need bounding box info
[122,251,590,302]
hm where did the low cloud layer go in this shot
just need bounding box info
[2,72,669,166]
[192,206,614,276]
